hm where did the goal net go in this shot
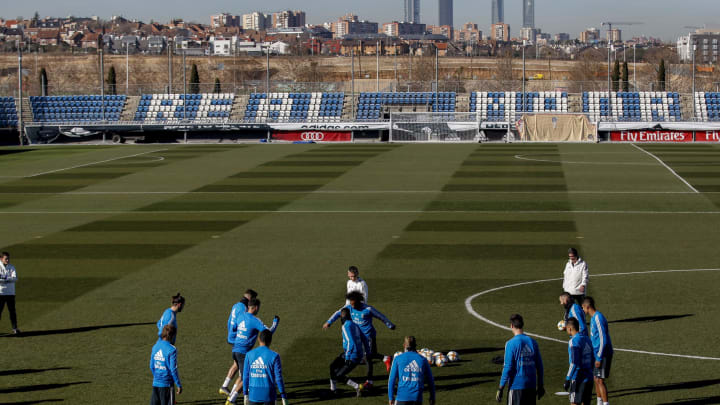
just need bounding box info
[389,112,481,143]
[514,113,597,142]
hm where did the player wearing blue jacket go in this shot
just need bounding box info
[242,330,287,405]
[496,314,544,405]
[560,293,587,336]
[325,291,396,388]
[227,299,279,405]
[150,325,182,405]
[329,308,370,397]
[156,293,185,344]
[389,336,436,405]
[563,318,594,405]
[582,297,613,405]
[221,289,259,397]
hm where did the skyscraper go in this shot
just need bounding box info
[492,0,504,24]
[522,0,534,28]
[438,0,453,27]
[404,0,421,23]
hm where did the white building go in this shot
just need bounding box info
[212,37,233,56]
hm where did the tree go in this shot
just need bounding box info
[39,67,48,96]
[611,60,620,92]
[107,66,117,95]
[658,59,666,91]
[622,62,629,92]
[190,64,200,94]
[214,78,221,94]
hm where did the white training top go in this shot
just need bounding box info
[0,262,17,296]
[563,258,589,296]
[346,277,368,305]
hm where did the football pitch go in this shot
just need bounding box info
[2,143,720,404]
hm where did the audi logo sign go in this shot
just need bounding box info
[301,132,326,141]
[271,131,353,142]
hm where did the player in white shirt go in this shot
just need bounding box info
[346,266,368,305]
[0,251,19,334]
[563,248,589,304]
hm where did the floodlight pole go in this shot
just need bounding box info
[692,43,697,119]
[607,43,612,122]
[168,38,173,94]
[633,44,636,90]
[100,49,105,122]
[351,50,355,115]
[522,42,526,116]
[376,40,380,92]
[17,47,23,145]
[182,50,187,121]
[435,45,439,110]
[266,47,270,94]
[126,43,130,93]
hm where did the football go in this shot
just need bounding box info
[557,320,566,331]
[447,351,459,362]
[435,355,448,367]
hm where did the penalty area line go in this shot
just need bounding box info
[2,210,720,215]
[465,268,720,361]
[632,144,699,194]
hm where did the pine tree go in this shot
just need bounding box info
[611,60,620,92]
[39,67,48,96]
[214,78,221,94]
[658,59,666,91]
[190,64,200,94]
[107,66,117,95]
[622,62,629,92]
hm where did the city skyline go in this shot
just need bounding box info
[438,0,453,27]
[2,0,719,40]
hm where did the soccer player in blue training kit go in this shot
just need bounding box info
[226,299,279,405]
[329,308,371,397]
[220,289,259,396]
[559,292,587,336]
[157,293,185,344]
[324,291,396,390]
[496,314,545,405]
[582,297,613,405]
[150,325,182,405]
[564,318,594,405]
[243,330,288,405]
[388,336,436,405]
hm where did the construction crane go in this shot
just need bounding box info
[601,22,643,43]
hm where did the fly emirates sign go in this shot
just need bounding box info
[610,131,693,142]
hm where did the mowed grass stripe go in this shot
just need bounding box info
[197,184,323,192]
[21,277,116,303]
[453,171,565,178]
[231,171,344,179]
[67,220,247,232]
[7,243,191,259]
[379,243,568,259]
[406,220,577,232]
[444,184,567,192]
[261,160,363,167]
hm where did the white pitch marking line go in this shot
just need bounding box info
[465,268,720,361]
[0,190,704,195]
[5,149,168,179]
[514,154,656,166]
[632,143,700,194]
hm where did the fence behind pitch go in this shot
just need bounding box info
[389,112,481,143]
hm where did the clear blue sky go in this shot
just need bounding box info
[4,0,719,41]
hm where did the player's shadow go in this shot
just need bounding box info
[0,381,90,394]
[0,322,154,338]
[612,379,720,398]
[657,396,720,404]
[609,314,694,324]
[0,367,71,376]
[455,347,504,355]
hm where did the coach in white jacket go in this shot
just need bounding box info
[0,251,19,334]
[563,248,589,304]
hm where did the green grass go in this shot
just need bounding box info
[2,143,720,404]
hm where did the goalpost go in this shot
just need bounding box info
[512,113,599,143]
[389,112,482,143]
